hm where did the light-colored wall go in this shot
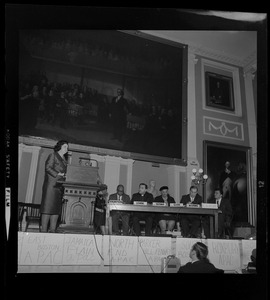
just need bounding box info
[131,160,168,197]
[253,72,257,123]
[18,152,31,203]
[32,148,49,204]
[195,56,251,167]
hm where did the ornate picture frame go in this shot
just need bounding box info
[18,30,188,165]
[205,71,235,111]
[203,140,252,225]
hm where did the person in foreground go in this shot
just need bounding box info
[177,242,224,273]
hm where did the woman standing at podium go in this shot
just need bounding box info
[40,140,69,232]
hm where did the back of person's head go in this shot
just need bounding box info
[251,248,256,264]
[192,242,209,261]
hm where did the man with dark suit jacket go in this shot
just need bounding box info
[180,186,203,238]
[202,188,233,239]
[110,88,129,142]
[131,183,154,236]
[108,184,131,235]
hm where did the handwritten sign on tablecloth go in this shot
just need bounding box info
[137,236,172,266]
[207,239,241,271]
[18,231,25,264]
[103,235,138,265]
[20,232,65,265]
[62,234,102,265]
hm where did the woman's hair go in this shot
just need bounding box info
[54,140,68,152]
[192,242,209,262]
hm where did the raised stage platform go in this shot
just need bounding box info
[17,231,256,273]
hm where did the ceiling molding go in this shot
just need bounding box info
[140,31,256,69]
[242,52,257,74]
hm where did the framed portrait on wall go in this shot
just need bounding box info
[205,71,235,111]
[203,140,252,226]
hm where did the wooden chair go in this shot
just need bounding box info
[24,203,41,232]
[18,202,26,231]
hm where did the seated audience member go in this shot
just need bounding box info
[108,184,131,236]
[154,186,176,234]
[147,179,159,198]
[131,183,154,236]
[180,186,203,238]
[178,242,224,273]
[243,248,256,274]
[93,187,107,235]
[202,188,233,239]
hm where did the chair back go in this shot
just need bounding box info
[18,202,26,231]
[25,203,41,218]
[25,203,41,231]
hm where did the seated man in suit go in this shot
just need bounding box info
[131,183,154,236]
[202,188,233,239]
[180,186,203,238]
[108,184,131,236]
[154,186,176,234]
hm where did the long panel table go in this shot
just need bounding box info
[108,203,219,238]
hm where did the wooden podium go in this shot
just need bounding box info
[58,158,106,231]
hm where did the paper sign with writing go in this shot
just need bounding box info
[103,235,138,265]
[20,232,65,265]
[62,234,102,265]
[241,239,256,268]
[175,238,206,266]
[18,231,25,264]
[137,236,172,266]
[207,239,241,271]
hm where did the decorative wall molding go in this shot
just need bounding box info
[243,57,257,77]
[203,116,244,141]
[19,136,132,159]
[190,45,256,71]
[201,58,242,117]
[242,52,257,74]
[187,52,198,160]
[139,30,256,69]
[244,72,257,225]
